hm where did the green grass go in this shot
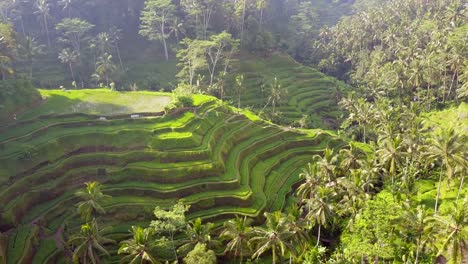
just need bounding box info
[19,89,171,119]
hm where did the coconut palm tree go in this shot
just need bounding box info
[430,198,468,263]
[302,186,337,247]
[297,163,323,201]
[118,226,160,264]
[69,219,115,264]
[376,136,406,195]
[59,48,78,84]
[95,53,117,87]
[401,205,433,264]
[178,218,220,256]
[313,148,339,182]
[250,211,296,264]
[220,216,253,263]
[426,128,465,214]
[34,0,51,47]
[75,181,111,222]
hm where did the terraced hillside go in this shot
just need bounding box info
[0,89,344,263]
[229,53,347,129]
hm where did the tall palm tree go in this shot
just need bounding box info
[302,186,337,247]
[430,198,468,263]
[402,205,433,264]
[339,143,364,171]
[118,226,160,264]
[59,48,78,84]
[297,163,323,201]
[426,128,465,214]
[250,211,296,264]
[376,136,406,195]
[34,0,51,47]
[313,148,339,182]
[268,77,287,115]
[69,219,115,264]
[75,181,111,222]
[95,53,117,87]
[220,216,253,263]
[178,218,220,256]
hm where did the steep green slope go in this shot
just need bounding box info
[0,89,344,263]
[228,53,347,129]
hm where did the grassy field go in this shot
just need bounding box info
[0,89,344,263]
[18,89,172,119]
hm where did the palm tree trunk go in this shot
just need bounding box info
[415,237,420,264]
[456,173,465,205]
[316,225,321,247]
[115,43,124,70]
[240,0,246,46]
[161,23,169,61]
[272,246,276,264]
[434,168,444,215]
[69,63,76,83]
[170,231,179,263]
[43,14,51,48]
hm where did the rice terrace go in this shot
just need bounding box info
[0,0,467,263]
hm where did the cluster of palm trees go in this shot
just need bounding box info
[318,0,467,105]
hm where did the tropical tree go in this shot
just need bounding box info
[176,38,208,89]
[56,18,94,57]
[118,226,160,264]
[95,53,117,87]
[34,0,51,47]
[75,181,111,222]
[139,0,176,61]
[69,219,115,264]
[267,77,287,115]
[178,218,220,255]
[183,243,216,264]
[430,198,468,263]
[302,186,337,247]
[376,136,406,195]
[297,163,323,201]
[150,201,190,262]
[205,31,239,87]
[250,211,296,264]
[235,74,244,109]
[220,216,253,263]
[401,205,434,264]
[0,23,17,80]
[426,128,465,214]
[58,48,78,83]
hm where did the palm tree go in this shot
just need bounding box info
[75,181,111,222]
[69,219,115,264]
[313,148,339,182]
[250,212,296,264]
[59,48,78,84]
[297,163,323,201]
[426,128,465,214]
[220,216,253,263]
[268,77,287,115]
[118,226,160,264]
[178,218,220,256]
[376,136,406,195]
[430,198,468,263]
[302,186,337,247]
[402,205,433,264]
[34,0,51,47]
[339,143,364,171]
[95,53,117,87]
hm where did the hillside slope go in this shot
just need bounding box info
[228,53,347,129]
[0,89,344,263]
